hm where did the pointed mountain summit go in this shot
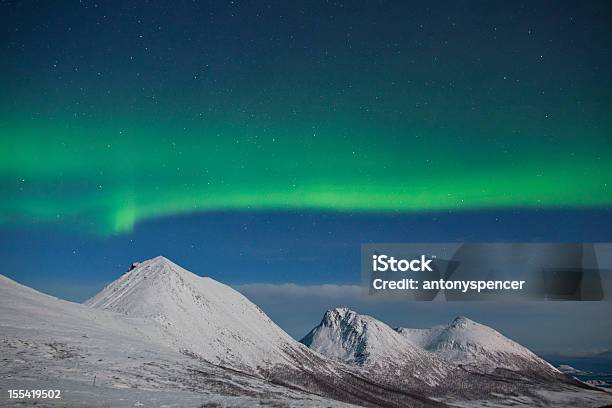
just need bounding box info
[301,307,424,365]
[396,316,559,374]
[301,307,451,388]
[86,256,302,373]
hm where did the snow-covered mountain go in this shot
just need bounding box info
[301,308,611,407]
[82,257,450,407]
[396,316,559,374]
[300,308,450,388]
[85,256,305,373]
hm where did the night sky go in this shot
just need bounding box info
[1,1,611,352]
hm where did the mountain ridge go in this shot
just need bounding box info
[2,258,610,407]
[300,306,591,402]
[82,256,445,407]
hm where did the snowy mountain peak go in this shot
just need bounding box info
[145,255,170,265]
[449,315,474,328]
[148,255,177,266]
[85,256,204,313]
[302,308,387,364]
[396,316,560,374]
[128,255,189,277]
[333,306,352,314]
[321,307,359,326]
[85,256,301,373]
[330,306,352,317]
[304,307,560,385]
[301,308,451,388]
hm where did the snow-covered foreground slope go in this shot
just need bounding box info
[302,308,612,407]
[396,316,559,374]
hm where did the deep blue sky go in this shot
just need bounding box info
[2,209,612,300]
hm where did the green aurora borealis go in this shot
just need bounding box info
[2,110,610,234]
[1,1,611,235]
